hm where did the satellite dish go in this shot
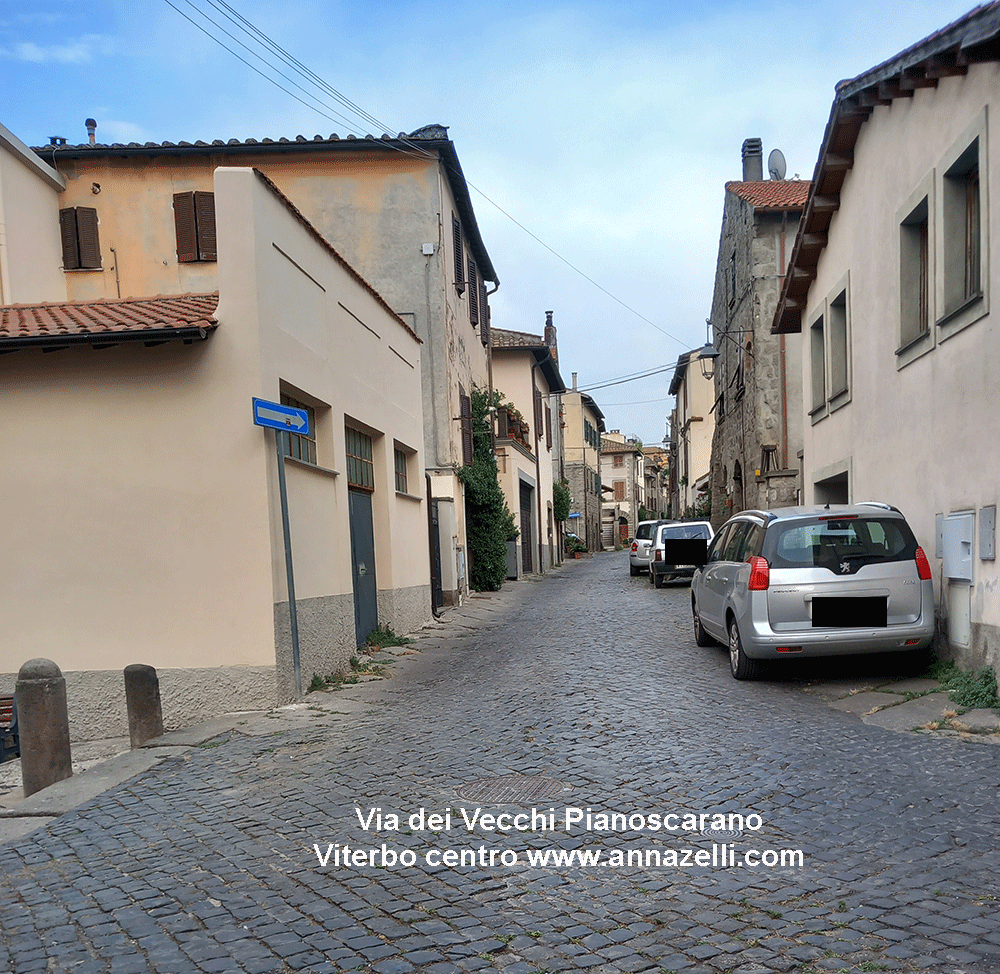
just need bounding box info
[768,148,787,180]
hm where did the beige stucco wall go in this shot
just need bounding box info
[800,64,999,668]
[0,124,67,304]
[675,354,715,511]
[493,350,558,572]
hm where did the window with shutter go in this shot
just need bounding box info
[533,387,543,441]
[452,215,465,293]
[468,258,479,325]
[545,399,552,450]
[459,391,473,466]
[479,288,491,346]
[497,406,509,439]
[174,191,217,262]
[58,207,101,269]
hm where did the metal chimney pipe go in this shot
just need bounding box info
[742,138,763,181]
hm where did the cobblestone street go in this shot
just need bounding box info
[2,552,1000,974]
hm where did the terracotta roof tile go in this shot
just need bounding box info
[491,328,545,349]
[725,180,811,210]
[0,293,218,347]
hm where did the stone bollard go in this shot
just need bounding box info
[124,664,163,749]
[16,658,73,798]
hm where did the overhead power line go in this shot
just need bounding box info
[162,0,690,349]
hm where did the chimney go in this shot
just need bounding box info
[544,310,557,358]
[742,138,763,181]
[572,372,578,391]
[85,118,97,145]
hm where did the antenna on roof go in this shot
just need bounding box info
[768,148,787,180]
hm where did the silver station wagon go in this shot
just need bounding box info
[691,504,935,680]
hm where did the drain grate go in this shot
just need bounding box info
[457,774,569,803]
[701,826,743,841]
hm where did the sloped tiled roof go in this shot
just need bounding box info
[726,180,811,210]
[0,293,218,350]
[491,327,545,349]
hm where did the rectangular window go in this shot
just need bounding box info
[612,454,624,468]
[452,215,465,293]
[809,314,825,413]
[59,207,101,269]
[280,394,317,464]
[173,191,217,263]
[345,426,375,490]
[459,388,473,467]
[533,387,543,442]
[545,399,552,450]
[613,480,625,501]
[942,138,981,315]
[899,197,929,347]
[829,289,848,398]
[394,448,408,494]
[479,279,490,346]
[468,258,479,325]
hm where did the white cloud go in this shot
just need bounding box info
[4,33,112,64]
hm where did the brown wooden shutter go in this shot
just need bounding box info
[174,192,197,262]
[545,399,552,450]
[459,392,473,466]
[59,208,80,269]
[533,386,543,441]
[76,208,101,268]
[479,282,490,346]
[452,215,464,292]
[497,406,509,439]
[194,191,217,261]
[468,258,479,325]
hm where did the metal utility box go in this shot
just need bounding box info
[942,511,974,581]
[980,505,996,561]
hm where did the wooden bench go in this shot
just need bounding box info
[0,694,19,763]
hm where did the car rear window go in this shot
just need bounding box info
[768,517,918,570]
[635,523,655,541]
[661,524,711,541]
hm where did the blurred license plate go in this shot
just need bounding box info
[812,596,887,628]
[661,539,708,566]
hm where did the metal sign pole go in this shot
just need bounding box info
[275,429,302,699]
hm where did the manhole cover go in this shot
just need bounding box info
[457,774,569,803]
[701,826,743,840]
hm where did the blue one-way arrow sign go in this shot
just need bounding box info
[252,397,310,435]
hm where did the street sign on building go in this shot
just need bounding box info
[252,398,310,435]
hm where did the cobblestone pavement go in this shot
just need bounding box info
[2,553,1000,974]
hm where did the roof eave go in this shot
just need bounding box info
[0,324,216,353]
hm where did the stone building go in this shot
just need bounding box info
[706,141,810,530]
[600,432,644,546]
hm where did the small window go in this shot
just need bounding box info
[452,215,465,293]
[479,279,490,346]
[613,480,625,501]
[612,454,624,468]
[459,388,473,467]
[345,426,375,490]
[829,289,848,398]
[942,139,982,315]
[59,207,101,269]
[468,258,479,325]
[173,191,217,263]
[809,314,826,413]
[279,394,317,464]
[899,197,929,347]
[394,448,409,494]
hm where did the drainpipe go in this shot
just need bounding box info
[532,344,553,574]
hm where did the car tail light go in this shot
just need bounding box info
[747,556,770,591]
[776,646,802,653]
[915,546,932,580]
[654,550,662,561]
[905,638,921,646]
[631,542,638,553]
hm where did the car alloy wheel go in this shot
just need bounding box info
[728,618,759,680]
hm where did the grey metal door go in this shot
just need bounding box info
[349,489,378,646]
[519,482,533,574]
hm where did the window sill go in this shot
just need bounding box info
[396,490,423,503]
[63,267,103,273]
[809,403,828,425]
[895,329,933,370]
[937,291,987,345]
[828,388,850,413]
[283,456,338,478]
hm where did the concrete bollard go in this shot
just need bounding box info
[124,664,164,748]
[16,658,73,798]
